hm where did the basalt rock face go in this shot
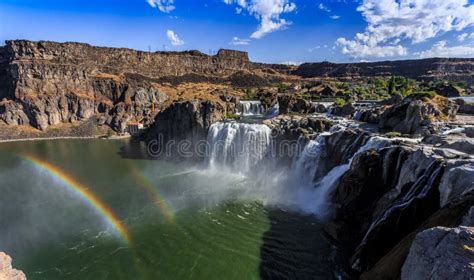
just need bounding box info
[378,94,459,135]
[401,226,474,280]
[294,58,474,82]
[144,100,225,159]
[0,40,283,132]
[325,140,474,277]
[277,95,315,114]
[0,252,26,280]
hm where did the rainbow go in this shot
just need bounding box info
[22,155,131,245]
[130,168,175,223]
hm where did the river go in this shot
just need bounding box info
[0,138,341,279]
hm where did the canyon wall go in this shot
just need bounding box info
[294,58,474,82]
[0,40,271,132]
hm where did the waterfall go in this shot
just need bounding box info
[265,103,279,117]
[203,120,399,218]
[288,133,392,217]
[206,122,272,173]
[236,101,264,116]
[353,110,364,121]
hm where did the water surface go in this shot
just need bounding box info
[0,139,339,279]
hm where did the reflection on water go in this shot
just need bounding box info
[0,139,340,279]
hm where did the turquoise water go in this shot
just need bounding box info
[0,139,338,279]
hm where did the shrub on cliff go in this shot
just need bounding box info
[334,98,346,107]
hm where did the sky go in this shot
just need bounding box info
[0,0,473,63]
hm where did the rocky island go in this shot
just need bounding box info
[0,40,473,279]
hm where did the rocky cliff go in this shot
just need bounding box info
[294,58,474,82]
[0,40,276,132]
[320,132,474,278]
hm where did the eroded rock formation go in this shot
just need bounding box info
[378,94,459,135]
[0,40,283,132]
[323,135,474,277]
[144,99,225,160]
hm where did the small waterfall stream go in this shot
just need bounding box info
[236,101,265,116]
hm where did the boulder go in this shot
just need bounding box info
[435,84,462,97]
[332,103,355,117]
[314,103,327,113]
[277,95,313,114]
[454,98,474,115]
[401,226,474,280]
[0,252,26,280]
[0,101,29,126]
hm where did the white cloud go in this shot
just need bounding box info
[330,15,340,19]
[336,0,474,58]
[457,32,474,42]
[308,45,321,52]
[318,3,331,12]
[147,0,175,13]
[281,61,302,66]
[416,40,474,58]
[223,0,297,39]
[458,33,469,42]
[230,37,251,45]
[337,37,408,58]
[166,30,184,46]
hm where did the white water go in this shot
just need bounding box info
[265,103,279,117]
[285,134,392,217]
[204,120,404,218]
[207,122,272,173]
[236,101,264,116]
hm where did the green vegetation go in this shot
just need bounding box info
[385,131,402,138]
[387,76,416,96]
[334,98,346,107]
[277,83,291,93]
[241,88,257,100]
[225,112,240,120]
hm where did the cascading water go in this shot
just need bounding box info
[206,122,272,173]
[204,119,399,219]
[236,101,264,116]
[265,103,279,117]
[286,133,392,217]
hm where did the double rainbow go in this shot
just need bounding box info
[23,155,131,245]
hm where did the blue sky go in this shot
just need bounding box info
[1,0,473,63]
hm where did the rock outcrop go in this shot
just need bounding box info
[0,252,26,280]
[434,84,462,97]
[378,94,458,135]
[144,99,225,159]
[324,137,474,277]
[331,103,356,117]
[401,226,474,280]
[277,95,315,114]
